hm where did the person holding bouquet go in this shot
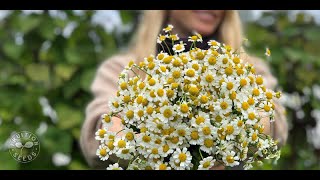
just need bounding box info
[80,10,288,169]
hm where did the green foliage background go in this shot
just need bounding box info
[0,10,319,170]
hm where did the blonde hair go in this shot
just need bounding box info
[127,10,244,62]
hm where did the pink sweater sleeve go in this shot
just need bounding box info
[80,54,132,169]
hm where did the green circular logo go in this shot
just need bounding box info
[9,131,40,163]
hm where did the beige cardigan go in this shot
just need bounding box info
[80,53,288,169]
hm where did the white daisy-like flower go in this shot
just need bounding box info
[159,105,176,122]
[171,148,193,170]
[163,24,174,32]
[207,40,221,50]
[108,97,123,112]
[215,97,233,115]
[167,132,184,148]
[259,100,273,116]
[198,156,216,170]
[248,129,259,143]
[200,70,216,88]
[200,136,215,154]
[106,163,123,170]
[101,113,114,128]
[95,128,107,142]
[220,76,239,94]
[96,144,109,161]
[243,108,259,125]
[154,161,171,170]
[159,143,174,157]
[157,34,168,44]
[175,124,191,139]
[216,54,230,68]
[184,68,199,82]
[146,144,162,159]
[191,111,210,128]
[177,102,192,117]
[172,41,186,53]
[222,151,240,167]
[188,128,203,145]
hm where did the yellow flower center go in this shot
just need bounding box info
[242,102,249,110]
[100,149,107,156]
[140,127,147,133]
[157,53,164,60]
[248,112,256,120]
[266,92,273,99]
[189,86,199,96]
[237,68,244,76]
[166,89,174,98]
[179,153,187,162]
[136,96,143,104]
[148,62,155,70]
[126,110,134,119]
[215,115,222,122]
[172,71,181,79]
[253,88,260,96]
[180,103,189,113]
[107,141,114,150]
[220,101,228,110]
[160,66,166,72]
[120,82,127,90]
[256,77,263,85]
[252,133,257,141]
[227,82,234,90]
[125,132,134,141]
[146,106,154,115]
[264,105,271,112]
[196,52,205,60]
[142,135,151,143]
[171,136,179,144]
[157,89,164,97]
[151,148,158,155]
[175,45,183,51]
[159,164,167,170]
[103,116,111,123]
[203,161,211,168]
[123,96,131,103]
[178,129,186,137]
[225,67,233,76]
[99,129,106,138]
[226,155,234,163]
[162,144,169,153]
[192,63,200,70]
[204,139,214,148]
[205,74,214,83]
[240,79,247,87]
[191,35,198,41]
[226,125,234,135]
[112,101,119,108]
[163,109,173,118]
[163,56,173,64]
[248,98,255,105]
[190,131,199,140]
[208,56,216,65]
[222,58,229,64]
[202,127,211,135]
[237,120,243,127]
[137,110,144,117]
[148,78,156,86]
[200,95,208,103]
[230,91,237,100]
[186,69,195,77]
[233,57,240,64]
[118,140,126,148]
[196,116,205,125]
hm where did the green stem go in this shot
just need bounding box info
[199,147,204,160]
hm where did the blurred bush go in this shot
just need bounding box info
[245,11,320,169]
[0,10,137,169]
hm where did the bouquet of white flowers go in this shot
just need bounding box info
[95,25,281,170]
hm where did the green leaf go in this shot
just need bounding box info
[304,27,320,42]
[55,64,77,81]
[56,104,83,130]
[80,69,96,92]
[40,125,73,154]
[25,64,50,83]
[2,41,24,60]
